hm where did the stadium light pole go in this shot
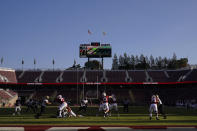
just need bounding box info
[34,58,36,71]
[22,58,24,71]
[83,82,85,100]
[1,57,3,66]
[82,67,85,100]
[77,68,78,105]
[52,59,55,71]
[101,57,104,70]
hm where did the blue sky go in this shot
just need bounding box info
[0,0,197,70]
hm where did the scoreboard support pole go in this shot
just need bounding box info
[101,57,104,70]
[88,57,90,69]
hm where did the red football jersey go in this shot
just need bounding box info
[103,96,109,103]
[57,97,65,104]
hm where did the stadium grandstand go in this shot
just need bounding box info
[0,67,17,83]
[0,88,18,107]
[0,67,197,107]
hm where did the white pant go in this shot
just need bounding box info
[69,110,76,117]
[109,103,118,111]
[99,103,109,111]
[58,102,68,117]
[149,103,158,117]
[59,102,68,111]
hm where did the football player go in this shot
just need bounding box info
[77,97,88,114]
[109,94,119,116]
[149,95,159,120]
[56,95,76,118]
[35,96,51,119]
[98,92,112,117]
[156,95,167,119]
[13,97,21,116]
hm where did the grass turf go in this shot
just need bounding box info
[0,106,197,126]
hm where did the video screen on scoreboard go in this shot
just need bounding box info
[79,44,112,58]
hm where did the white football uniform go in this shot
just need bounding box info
[99,96,110,111]
[57,97,68,117]
[149,96,158,118]
[58,98,68,110]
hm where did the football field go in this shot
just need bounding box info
[0,106,197,126]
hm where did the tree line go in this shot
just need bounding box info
[1,53,187,70]
[112,53,188,70]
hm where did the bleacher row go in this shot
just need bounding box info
[1,69,197,83]
[0,68,17,83]
[1,68,197,106]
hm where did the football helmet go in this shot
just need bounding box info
[57,95,62,99]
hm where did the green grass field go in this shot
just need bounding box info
[0,106,197,126]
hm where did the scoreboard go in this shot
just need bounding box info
[80,42,112,58]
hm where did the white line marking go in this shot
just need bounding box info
[167,127,196,131]
[101,127,133,131]
[46,127,89,131]
[0,127,24,131]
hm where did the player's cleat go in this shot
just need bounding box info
[149,117,152,120]
[156,117,160,120]
[77,115,84,117]
[57,115,62,118]
[104,112,109,117]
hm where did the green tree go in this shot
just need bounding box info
[172,52,177,61]
[130,55,135,69]
[145,56,150,67]
[168,53,178,69]
[177,58,188,68]
[135,55,139,69]
[157,56,162,68]
[85,60,102,70]
[149,55,155,68]
[139,54,145,63]
[155,57,159,68]
[123,53,131,70]
[118,55,124,69]
[163,57,168,69]
[112,54,119,70]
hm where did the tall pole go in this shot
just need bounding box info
[88,57,90,69]
[77,68,78,105]
[22,59,24,70]
[52,59,55,71]
[83,82,84,100]
[101,57,104,70]
[34,58,36,71]
[0,57,3,66]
